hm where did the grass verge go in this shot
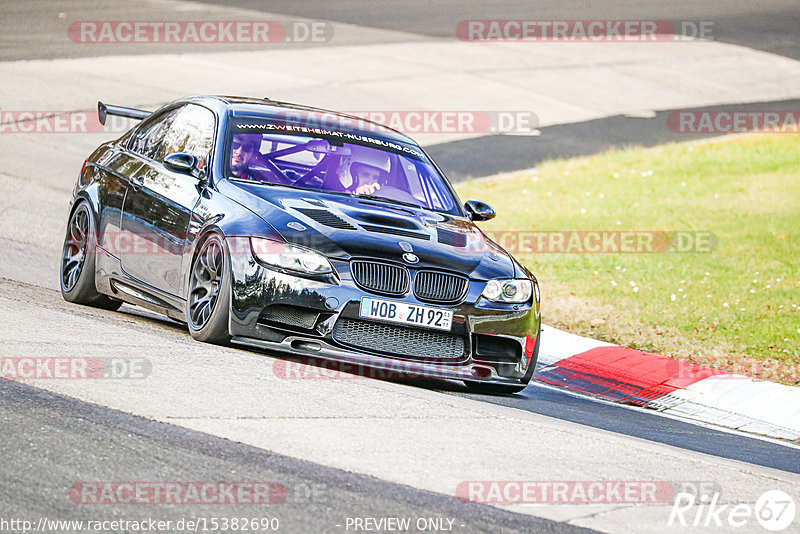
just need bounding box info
[454,133,800,385]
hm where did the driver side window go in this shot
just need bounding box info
[129,107,181,160]
[155,104,216,164]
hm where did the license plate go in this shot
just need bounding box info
[359,297,453,331]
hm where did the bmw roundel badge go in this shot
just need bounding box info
[402,252,419,264]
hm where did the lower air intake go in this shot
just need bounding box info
[258,305,320,330]
[332,318,466,361]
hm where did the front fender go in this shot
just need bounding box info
[182,187,284,299]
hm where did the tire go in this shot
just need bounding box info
[464,323,542,395]
[187,233,232,345]
[60,201,122,311]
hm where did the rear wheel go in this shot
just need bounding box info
[60,202,122,310]
[187,233,231,344]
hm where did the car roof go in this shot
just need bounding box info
[198,95,416,145]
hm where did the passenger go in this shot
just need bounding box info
[344,146,390,195]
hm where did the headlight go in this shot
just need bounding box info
[481,278,533,304]
[250,237,332,275]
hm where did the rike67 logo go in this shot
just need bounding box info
[669,490,796,531]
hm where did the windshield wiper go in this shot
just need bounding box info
[356,195,421,209]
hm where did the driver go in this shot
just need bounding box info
[343,146,390,196]
[229,134,262,179]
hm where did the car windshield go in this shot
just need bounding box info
[224,122,460,214]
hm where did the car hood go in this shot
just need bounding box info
[220,181,517,280]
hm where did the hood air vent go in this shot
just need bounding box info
[360,225,430,240]
[294,208,355,230]
[437,228,467,248]
[357,213,419,229]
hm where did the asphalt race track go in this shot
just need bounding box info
[1,2,799,533]
[203,0,800,60]
[0,378,584,534]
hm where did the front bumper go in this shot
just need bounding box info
[227,238,540,384]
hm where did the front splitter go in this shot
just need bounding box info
[231,335,526,384]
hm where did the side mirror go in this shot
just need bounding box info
[464,199,496,221]
[164,153,206,182]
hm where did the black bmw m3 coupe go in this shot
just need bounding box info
[60,96,540,393]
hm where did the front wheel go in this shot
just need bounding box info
[187,233,231,344]
[60,202,122,310]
